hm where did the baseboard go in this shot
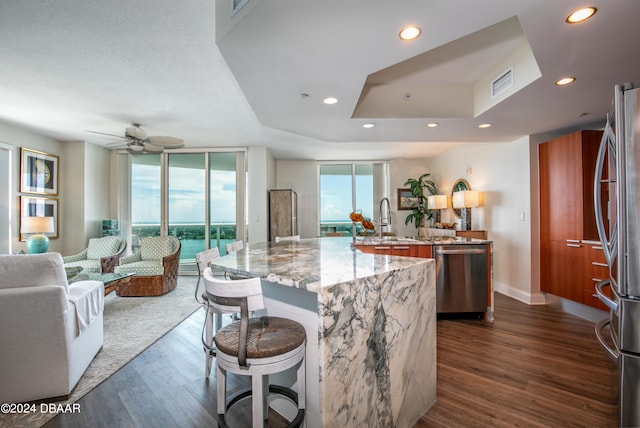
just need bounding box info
[494,281,546,305]
[544,293,608,323]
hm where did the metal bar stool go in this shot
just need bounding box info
[203,275,306,428]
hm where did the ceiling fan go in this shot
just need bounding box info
[90,123,184,154]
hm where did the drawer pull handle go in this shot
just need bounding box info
[592,277,603,282]
[374,246,391,250]
[592,262,607,267]
[566,244,581,248]
[394,246,410,250]
[566,239,581,243]
[592,246,603,250]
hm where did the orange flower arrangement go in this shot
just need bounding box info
[350,210,375,232]
[349,210,364,223]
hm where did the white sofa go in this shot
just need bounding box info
[0,253,104,403]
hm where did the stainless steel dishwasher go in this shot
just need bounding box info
[434,244,488,314]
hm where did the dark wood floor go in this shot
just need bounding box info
[46,293,618,428]
[417,294,618,427]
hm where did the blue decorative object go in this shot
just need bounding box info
[26,234,50,254]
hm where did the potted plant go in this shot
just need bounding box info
[403,173,437,236]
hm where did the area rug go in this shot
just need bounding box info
[1,276,201,428]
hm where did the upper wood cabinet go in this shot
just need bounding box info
[539,130,602,242]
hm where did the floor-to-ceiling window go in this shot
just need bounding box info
[168,153,206,267]
[318,162,388,236]
[129,149,245,272]
[131,154,161,245]
[209,152,238,255]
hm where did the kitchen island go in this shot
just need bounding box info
[210,237,436,428]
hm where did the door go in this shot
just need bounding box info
[130,150,245,272]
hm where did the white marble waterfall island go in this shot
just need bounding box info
[210,237,436,428]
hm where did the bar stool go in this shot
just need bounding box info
[196,247,233,377]
[225,240,244,254]
[204,275,306,428]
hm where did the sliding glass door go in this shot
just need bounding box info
[129,150,245,272]
[168,153,206,269]
[131,155,161,252]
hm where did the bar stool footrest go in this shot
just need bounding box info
[217,384,305,428]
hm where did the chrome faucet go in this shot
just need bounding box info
[379,197,391,238]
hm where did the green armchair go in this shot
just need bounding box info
[113,236,181,296]
[63,236,127,273]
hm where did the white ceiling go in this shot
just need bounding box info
[0,0,638,160]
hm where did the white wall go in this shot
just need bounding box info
[84,143,111,247]
[428,137,542,303]
[389,158,433,237]
[247,146,274,244]
[0,120,64,254]
[0,120,112,255]
[61,141,111,255]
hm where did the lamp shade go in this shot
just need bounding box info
[21,216,54,234]
[428,194,448,210]
[452,190,479,209]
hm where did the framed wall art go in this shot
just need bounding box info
[20,196,58,240]
[20,147,59,195]
[397,188,419,210]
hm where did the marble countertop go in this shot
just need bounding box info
[210,237,430,294]
[353,235,492,245]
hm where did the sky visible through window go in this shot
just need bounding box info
[131,156,237,225]
[320,165,374,223]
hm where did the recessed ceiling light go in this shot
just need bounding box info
[478,123,492,129]
[426,123,439,128]
[566,7,597,24]
[555,77,576,86]
[323,97,338,105]
[362,123,375,129]
[399,26,421,41]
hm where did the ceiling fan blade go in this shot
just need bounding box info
[107,140,128,146]
[143,142,164,153]
[146,136,184,148]
[86,130,125,138]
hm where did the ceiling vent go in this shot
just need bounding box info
[231,0,249,16]
[491,67,513,97]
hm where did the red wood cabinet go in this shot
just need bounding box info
[456,230,487,239]
[353,244,432,259]
[539,130,604,308]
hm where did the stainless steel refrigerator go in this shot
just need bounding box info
[594,83,640,427]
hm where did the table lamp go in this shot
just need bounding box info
[21,216,54,254]
[427,195,448,225]
[453,190,479,230]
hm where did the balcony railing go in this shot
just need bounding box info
[131,223,239,270]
